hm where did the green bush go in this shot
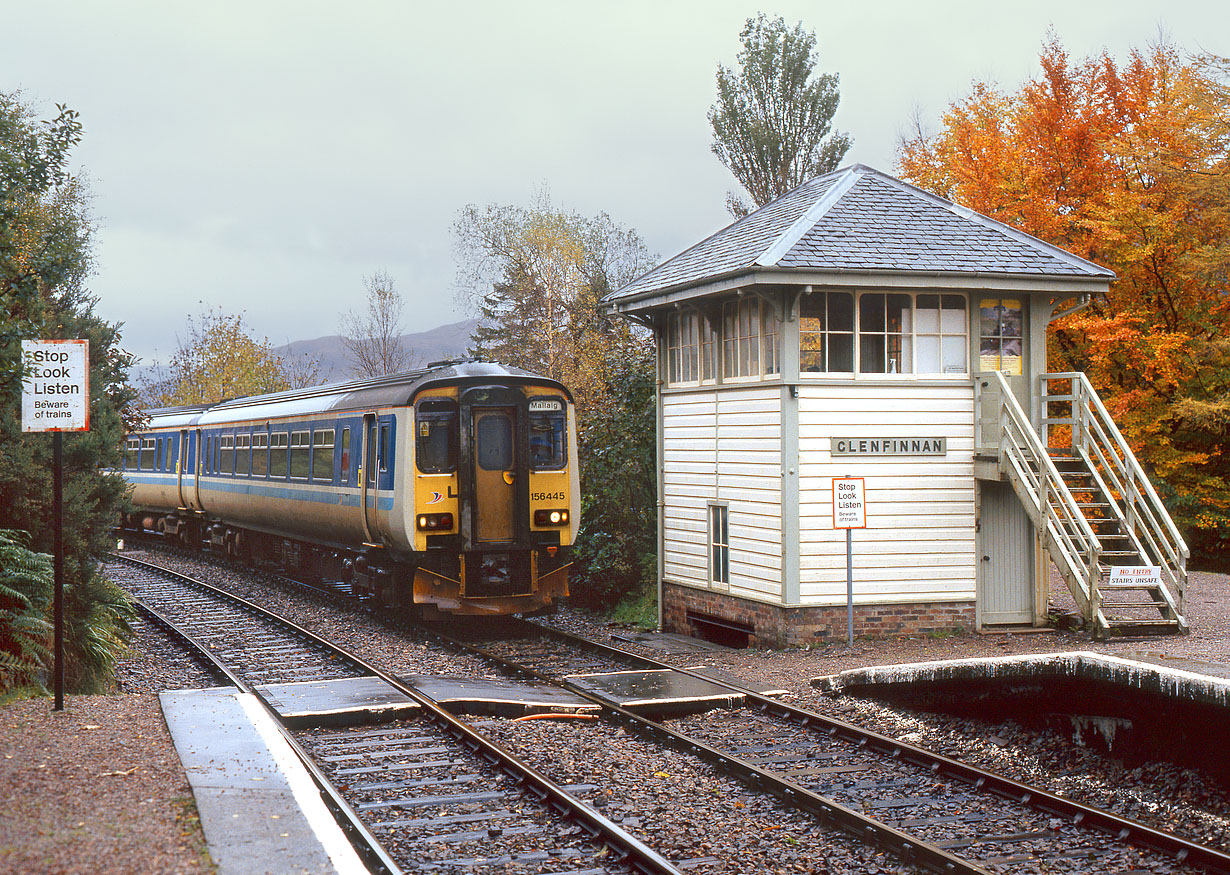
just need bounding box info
[570,351,658,611]
[0,529,53,692]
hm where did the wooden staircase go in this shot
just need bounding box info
[981,371,1189,639]
[1045,449,1186,637]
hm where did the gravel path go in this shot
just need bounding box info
[0,694,214,875]
[3,550,1226,874]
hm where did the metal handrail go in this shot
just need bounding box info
[1041,372,1188,616]
[984,371,1103,613]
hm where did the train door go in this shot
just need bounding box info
[176,429,188,508]
[361,413,388,544]
[193,429,203,510]
[471,407,517,543]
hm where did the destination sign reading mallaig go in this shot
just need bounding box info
[21,339,90,432]
[831,437,946,456]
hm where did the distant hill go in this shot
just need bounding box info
[133,318,478,388]
[277,318,478,381]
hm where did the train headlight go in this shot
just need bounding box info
[533,509,569,526]
[417,513,454,531]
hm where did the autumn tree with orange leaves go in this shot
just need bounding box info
[899,38,1230,560]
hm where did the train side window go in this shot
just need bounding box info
[339,427,351,484]
[312,429,334,481]
[528,399,566,471]
[140,437,156,470]
[379,423,391,474]
[251,432,269,477]
[289,430,310,479]
[415,400,456,473]
[220,435,235,475]
[270,432,289,477]
[365,423,374,486]
[124,438,139,470]
[235,434,251,476]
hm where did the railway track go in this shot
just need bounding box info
[442,620,1230,874]
[115,547,1230,873]
[105,553,681,875]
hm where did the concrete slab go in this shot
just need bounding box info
[399,674,598,717]
[686,665,789,698]
[256,676,422,728]
[160,689,369,875]
[565,668,744,715]
[610,630,733,653]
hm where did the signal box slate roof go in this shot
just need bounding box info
[605,164,1113,312]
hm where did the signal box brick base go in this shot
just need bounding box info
[662,582,976,648]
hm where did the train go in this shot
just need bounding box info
[118,361,579,616]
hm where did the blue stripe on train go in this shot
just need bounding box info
[121,473,395,511]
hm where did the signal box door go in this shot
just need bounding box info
[472,408,516,543]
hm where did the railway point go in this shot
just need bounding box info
[604,163,1189,648]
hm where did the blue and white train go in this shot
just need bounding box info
[119,361,579,616]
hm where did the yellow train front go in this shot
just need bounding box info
[401,364,578,614]
[120,361,578,617]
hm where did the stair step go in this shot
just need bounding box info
[1100,618,1183,636]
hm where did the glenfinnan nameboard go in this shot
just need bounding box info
[831,437,946,456]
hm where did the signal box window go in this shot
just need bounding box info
[709,504,730,586]
[800,292,855,373]
[270,433,289,478]
[860,293,913,374]
[289,431,310,479]
[979,298,1023,375]
[529,402,567,471]
[415,400,457,473]
[312,429,335,481]
[917,294,969,374]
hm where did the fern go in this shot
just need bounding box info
[0,530,54,692]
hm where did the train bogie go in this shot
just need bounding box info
[118,362,579,616]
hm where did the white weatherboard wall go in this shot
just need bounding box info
[662,386,783,603]
[798,382,976,606]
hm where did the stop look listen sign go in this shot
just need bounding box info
[21,339,89,432]
[21,338,89,713]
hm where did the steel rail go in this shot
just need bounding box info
[416,620,993,875]
[116,558,403,875]
[109,553,683,875]
[521,619,1230,875]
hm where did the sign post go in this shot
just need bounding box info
[832,477,866,648]
[21,339,90,712]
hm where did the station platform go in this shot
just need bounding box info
[812,651,1230,783]
[160,689,369,875]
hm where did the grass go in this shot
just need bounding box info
[607,585,658,630]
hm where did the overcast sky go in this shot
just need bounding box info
[5,1,1225,366]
